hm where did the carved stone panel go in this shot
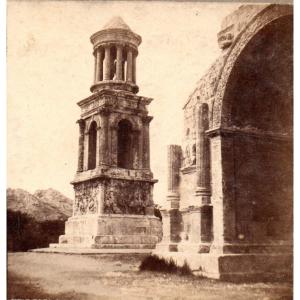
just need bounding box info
[73,180,99,215]
[103,179,153,215]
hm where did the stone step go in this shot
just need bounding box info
[30,247,153,254]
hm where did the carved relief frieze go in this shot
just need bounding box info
[73,180,99,215]
[103,179,153,215]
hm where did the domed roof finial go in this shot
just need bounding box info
[103,16,132,31]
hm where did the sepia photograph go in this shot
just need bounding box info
[6,0,293,299]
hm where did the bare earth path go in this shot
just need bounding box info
[8,252,292,300]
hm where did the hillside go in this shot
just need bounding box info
[7,188,72,222]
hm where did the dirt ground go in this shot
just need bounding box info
[7,252,292,300]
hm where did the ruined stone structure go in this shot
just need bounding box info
[51,17,162,251]
[155,4,293,280]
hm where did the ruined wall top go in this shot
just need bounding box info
[183,4,288,114]
[217,5,268,50]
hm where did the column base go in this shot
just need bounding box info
[194,187,211,204]
[177,241,211,253]
[154,241,179,252]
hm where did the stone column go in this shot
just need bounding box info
[132,53,136,83]
[195,103,211,203]
[99,108,110,166]
[104,45,111,80]
[77,119,85,172]
[167,145,181,209]
[142,116,152,169]
[194,103,213,244]
[126,49,133,82]
[116,45,123,81]
[94,47,103,83]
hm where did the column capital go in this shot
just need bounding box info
[98,107,111,116]
[93,45,104,56]
[142,116,153,124]
[76,119,85,130]
[103,43,112,49]
[116,43,123,50]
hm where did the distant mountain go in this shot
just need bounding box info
[7,188,72,222]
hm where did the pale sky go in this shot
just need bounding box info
[7,1,240,204]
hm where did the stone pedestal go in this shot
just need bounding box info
[52,214,161,249]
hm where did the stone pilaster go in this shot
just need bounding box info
[83,131,89,171]
[208,131,236,253]
[142,116,152,169]
[99,108,110,166]
[132,129,140,169]
[138,126,144,169]
[110,125,118,167]
[104,45,111,80]
[160,209,171,242]
[195,103,211,203]
[98,184,105,215]
[193,103,213,243]
[77,119,85,172]
[96,125,101,167]
[155,208,181,252]
[126,49,133,82]
[116,45,123,80]
[167,145,181,209]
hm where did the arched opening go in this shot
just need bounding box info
[87,121,97,170]
[117,119,133,169]
[222,15,293,243]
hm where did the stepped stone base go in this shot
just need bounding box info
[31,247,152,254]
[51,214,162,251]
[153,245,292,282]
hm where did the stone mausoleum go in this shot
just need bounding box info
[154,4,293,280]
[51,17,162,251]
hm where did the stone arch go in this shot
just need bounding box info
[87,121,97,170]
[212,4,293,128]
[85,115,101,134]
[117,119,134,169]
[110,114,141,132]
[210,6,293,244]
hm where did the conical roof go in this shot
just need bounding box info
[103,16,132,31]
